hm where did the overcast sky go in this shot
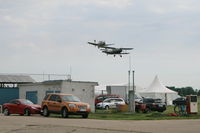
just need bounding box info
[0,0,200,89]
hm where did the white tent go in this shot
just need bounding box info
[139,75,179,105]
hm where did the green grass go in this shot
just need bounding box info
[88,97,200,120]
[89,110,200,120]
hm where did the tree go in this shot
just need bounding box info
[167,86,198,96]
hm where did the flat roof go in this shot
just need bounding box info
[0,75,35,83]
[18,79,98,86]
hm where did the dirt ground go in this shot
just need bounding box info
[0,114,200,133]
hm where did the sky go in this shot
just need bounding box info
[0,0,200,90]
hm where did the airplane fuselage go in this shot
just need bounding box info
[103,48,123,54]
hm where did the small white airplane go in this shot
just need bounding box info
[88,40,114,48]
[101,46,133,57]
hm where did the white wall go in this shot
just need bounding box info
[61,81,97,112]
[107,86,127,101]
[19,83,61,104]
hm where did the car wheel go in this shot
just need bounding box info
[105,105,109,110]
[135,108,140,113]
[43,107,49,117]
[24,109,31,116]
[3,108,10,116]
[61,108,68,118]
[82,113,88,118]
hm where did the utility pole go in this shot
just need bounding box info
[128,70,135,113]
[128,70,133,112]
[132,70,135,113]
[128,70,131,102]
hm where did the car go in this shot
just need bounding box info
[96,98,126,110]
[41,93,90,118]
[3,99,41,116]
[134,97,143,103]
[95,94,120,106]
[142,98,166,113]
[172,97,186,105]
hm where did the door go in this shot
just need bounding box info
[48,95,62,112]
[26,91,38,104]
[8,100,20,114]
[0,88,19,105]
[109,100,116,108]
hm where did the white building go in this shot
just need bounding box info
[19,80,98,112]
[106,85,143,101]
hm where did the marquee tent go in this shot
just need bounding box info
[139,75,179,105]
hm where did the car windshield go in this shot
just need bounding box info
[154,99,162,103]
[20,100,34,105]
[143,98,154,103]
[103,99,114,103]
[61,95,80,102]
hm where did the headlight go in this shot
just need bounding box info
[69,104,76,108]
[31,107,37,109]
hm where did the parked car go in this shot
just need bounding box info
[134,97,143,103]
[95,94,120,106]
[3,99,41,116]
[41,93,90,118]
[142,98,166,113]
[172,97,186,105]
[96,98,126,110]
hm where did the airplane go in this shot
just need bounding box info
[101,46,133,57]
[88,40,114,48]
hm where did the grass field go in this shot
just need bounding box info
[88,97,200,120]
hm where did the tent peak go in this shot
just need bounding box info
[146,75,176,93]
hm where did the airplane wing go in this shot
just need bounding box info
[106,43,115,46]
[103,47,133,50]
[88,42,98,46]
[102,46,116,49]
[120,48,133,50]
[120,52,129,54]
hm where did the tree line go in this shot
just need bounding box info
[167,86,200,96]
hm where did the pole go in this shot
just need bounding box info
[132,70,135,113]
[102,90,104,110]
[128,70,130,102]
[128,70,135,112]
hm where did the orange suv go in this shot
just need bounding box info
[41,93,91,118]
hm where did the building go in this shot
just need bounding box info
[106,85,143,102]
[0,75,35,105]
[107,85,127,100]
[19,80,98,112]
